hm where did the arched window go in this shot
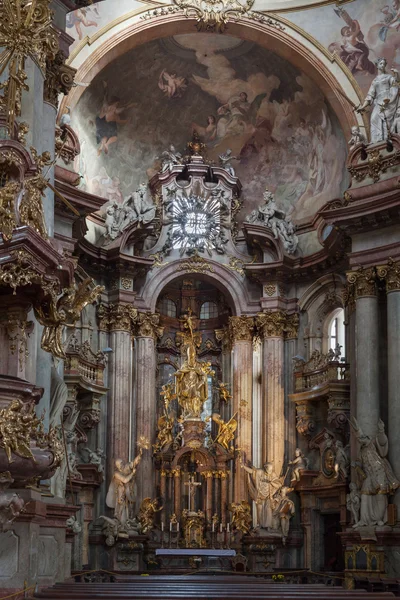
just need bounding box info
[157,297,177,318]
[327,308,345,358]
[200,301,218,319]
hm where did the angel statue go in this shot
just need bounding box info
[288,448,309,482]
[241,460,282,529]
[153,413,174,453]
[219,149,237,176]
[350,417,399,527]
[228,500,252,534]
[33,277,104,359]
[218,382,232,404]
[138,497,163,534]
[158,145,183,173]
[211,412,238,452]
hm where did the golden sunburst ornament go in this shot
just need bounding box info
[137,436,151,451]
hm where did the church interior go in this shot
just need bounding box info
[1,0,400,598]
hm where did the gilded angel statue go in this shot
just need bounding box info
[33,277,104,359]
[138,497,163,533]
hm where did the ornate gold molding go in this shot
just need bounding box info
[346,266,377,299]
[136,311,164,340]
[215,326,232,352]
[256,310,299,339]
[172,0,254,32]
[97,303,138,332]
[377,258,400,293]
[228,316,254,342]
[0,0,59,136]
[177,255,214,275]
[44,51,76,107]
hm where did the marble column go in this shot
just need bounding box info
[252,336,262,470]
[256,311,285,478]
[229,316,254,502]
[41,101,57,236]
[346,267,379,438]
[134,312,163,504]
[98,304,137,479]
[173,467,181,517]
[377,259,400,513]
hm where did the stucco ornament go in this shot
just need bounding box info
[245,188,298,255]
[173,0,254,32]
[105,183,156,241]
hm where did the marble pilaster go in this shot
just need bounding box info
[377,259,400,513]
[346,267,379,438]
[41,101,57,236]
[134,312,163,504]
[229,316,253,501]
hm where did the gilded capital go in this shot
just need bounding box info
[136,312,164,339]
[97,303,138,332]
[228,316,254,342]
[256,310,299,339]
[377,258,400,292]
[346,266,377,299]
[44,51,76,106]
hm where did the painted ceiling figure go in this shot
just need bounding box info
[329,7,375,75]
[95,80,135,155]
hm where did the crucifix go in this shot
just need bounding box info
[184,474,202,512]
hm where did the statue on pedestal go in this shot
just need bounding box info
[350,417,399,528]
[346,482,361,525]
[356,58,400,143]
[241,460,282,529]
[273,486,295,544]
[174,314,214,420]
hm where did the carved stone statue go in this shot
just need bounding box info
[218,382,232,403]
[106,454,143,528]
[219,149,237,176]
[159,145,182,172]
[245,188,298,255]
[289,448,309,482]
[273,486,295,543]
[334,441,349,480]
[348,125,367,150]
[351,417,399,528]
[346,482,361,525]
[104,183,156,241]
[357,58,400,143]
[241,461,282,529]
[49,363,69,428]
[153,413,174,453]
[84,447,105,473]
[66,515,82,534]
[0,472,25,532]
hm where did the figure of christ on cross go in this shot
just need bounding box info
[184,474,202,512]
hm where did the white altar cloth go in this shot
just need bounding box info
[155,549,236,556]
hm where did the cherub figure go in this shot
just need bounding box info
[289,448,309,482]
[348,126,367,150]
[346,482,361,525]
[95,81,136,155]
[218,382,232,404]
[219,149,238,176]
[158,70,188,99]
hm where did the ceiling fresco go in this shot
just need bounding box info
[71,33,347,230]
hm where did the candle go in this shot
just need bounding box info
[227,523,230,532]
[177,522,180,531]
[161,522,164,532]
[170,521,172,531]
[220,523,223,533]
[212,522,214,533]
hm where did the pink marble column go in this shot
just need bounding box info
[134,312,163,504]
[98,303,137,478]
[229,316,254,502]
[256,311,298,477]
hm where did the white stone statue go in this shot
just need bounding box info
[245,188,298,255]
[84,447,105,473]
[219,149,237,176]
[49,363,69,428]
[346,482,361,526]
[289,448,309,482]
[104,183,156,241]
[0,472,25,532]
[351,417,400,528]
[273,486,295,543]
[241,460,282,529]
[66,515,82,534]
[159,145,183,173]
[52,404,80,498]
[106,453,143,528]
[334,441,350,480]
[348,125,367,150]
[356,58,400,143]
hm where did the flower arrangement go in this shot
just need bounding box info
[272,574,285,582]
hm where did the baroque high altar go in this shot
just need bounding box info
[1,0,400,594]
